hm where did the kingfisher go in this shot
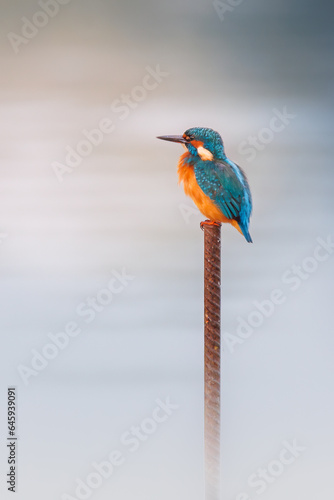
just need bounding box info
[157,127,253,242]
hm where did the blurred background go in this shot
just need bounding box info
[0,0,333,499]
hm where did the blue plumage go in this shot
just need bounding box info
[186,128,253,242]
[157,127,253,242]
[195,158,252,242]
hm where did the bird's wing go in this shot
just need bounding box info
[194,160,245,220]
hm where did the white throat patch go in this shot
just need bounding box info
[197,146,213,161]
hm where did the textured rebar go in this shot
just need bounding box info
[203,221,221,500]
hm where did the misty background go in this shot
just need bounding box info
[0,1,333,499]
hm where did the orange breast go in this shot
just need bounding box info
[177,153,243,234]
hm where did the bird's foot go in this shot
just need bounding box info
[200,220,221,230]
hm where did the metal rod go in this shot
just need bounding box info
[203,221,221,500]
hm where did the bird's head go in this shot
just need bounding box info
[157,127,225,161]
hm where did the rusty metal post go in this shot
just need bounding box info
[203,221,221,500]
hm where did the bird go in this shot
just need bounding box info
[157,127,253,242]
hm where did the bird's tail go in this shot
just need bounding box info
[240,223,253,243]
[232,220,253,243]
[243,229,253,243]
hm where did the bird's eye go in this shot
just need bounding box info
[185,135,194,142]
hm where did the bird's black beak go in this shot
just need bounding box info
[157,135,188,144]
